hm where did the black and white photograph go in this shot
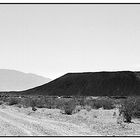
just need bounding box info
[0,2,140,137]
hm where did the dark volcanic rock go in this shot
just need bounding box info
[20,71,140,96]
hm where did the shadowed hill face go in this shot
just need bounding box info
[0,69,51,91]
[20,71,140,96]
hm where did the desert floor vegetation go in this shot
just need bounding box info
[0,95,139,136]
[0,95,140,123]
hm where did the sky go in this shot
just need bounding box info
[0,4,140,79]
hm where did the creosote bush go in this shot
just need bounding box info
[119,97,140,123]
[87,97,115,110]
[62,100,76,115]
[8,97,20,105]
[0,101,3,105]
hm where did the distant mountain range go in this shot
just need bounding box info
[0,69,51,91]
[18,71,140,96]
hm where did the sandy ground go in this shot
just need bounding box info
[0,105,100,136]
[0,105,140,136]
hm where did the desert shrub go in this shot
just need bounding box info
[89,100,102,109]
[118,97,139,123]
[0,101,3,105]
[44,97,56,109]
[88,97,115,110]
[122,97,140,119]
[21,98,30,108]
[62,100,76,115]
[132,98,140,118]
[21,97,36,107]
[8,97,20,105]
[84,105,92,112]
[30,98,38,108]
[21,96,63,109]
[133,110,140,118]
[78,97,86,106]
[21,98,31,108]
[0,96,8,102]
[21,97,40,108]
[34,97,46,108]
[21,97,37,111]
[119,105,132,123]
[45,97,76,110]
[72,96,87,107]
[53,98,65,109]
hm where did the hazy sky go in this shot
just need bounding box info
[0,4,140,79]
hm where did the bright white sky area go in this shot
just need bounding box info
[0,4,140,79]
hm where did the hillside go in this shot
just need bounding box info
[19,71,140,96]
[0,69,51,91]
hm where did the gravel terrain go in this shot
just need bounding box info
[0,105,140,136]
[0,105,100,136]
